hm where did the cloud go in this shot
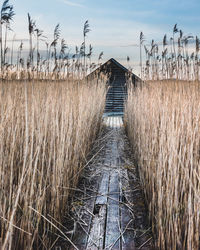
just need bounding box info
[7,38,29,43]
[120,44,139,48]
[61,0,84,8]
[87,18,166,48]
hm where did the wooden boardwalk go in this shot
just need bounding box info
[56,116,153,250]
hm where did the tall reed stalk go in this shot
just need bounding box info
[141,25,200,81]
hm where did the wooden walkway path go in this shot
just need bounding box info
[56,116,153,250]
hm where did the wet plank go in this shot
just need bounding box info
[96,172,110,205]
[86,204,107,250]
[121,204,136,250]
[105,172,120,250]
[120,188,136,250]
[120,170,136,250]
[86,171,109,249]
[71,187,98,249]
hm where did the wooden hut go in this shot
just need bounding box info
[87,58,141,116]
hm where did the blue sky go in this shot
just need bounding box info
[7,0,200,75]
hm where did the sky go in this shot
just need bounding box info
[6,0,200,75]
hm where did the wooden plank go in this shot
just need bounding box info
[96,172,110,205]
[120,191,136,250]
[119,170,136,249]
[86,204,107,250]
[85,171,110,249]
[105,172,121,250]
[70,201,95,249]
[71,187,98,249]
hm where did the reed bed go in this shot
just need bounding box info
[125,81,200,250]
[139,24,200,81]
[0,0,104,81]
[0,79,106,249]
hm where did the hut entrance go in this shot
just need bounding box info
[105,62,127,115]
[87,58,141,116]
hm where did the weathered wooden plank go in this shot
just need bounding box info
[71,187,98,249]
[96,172,110,205]
[86,204,107,250]
[84,150,110,249]
[70,202,95,249]
[105,172,121,250]
[120,199,136,250]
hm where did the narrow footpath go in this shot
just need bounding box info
[56,116,153,250]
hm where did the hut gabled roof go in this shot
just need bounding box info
[101,58,129,72]
[87,58,141,83]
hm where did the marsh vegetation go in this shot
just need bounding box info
[0,0,199,248]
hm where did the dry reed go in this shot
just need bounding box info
[0,79,106,249]
[125,81,200,250]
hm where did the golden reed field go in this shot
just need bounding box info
[125,81,200,250]
[0,80,106,249]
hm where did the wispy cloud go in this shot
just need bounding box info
[61,0,84,8]
[120,44,139,48]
